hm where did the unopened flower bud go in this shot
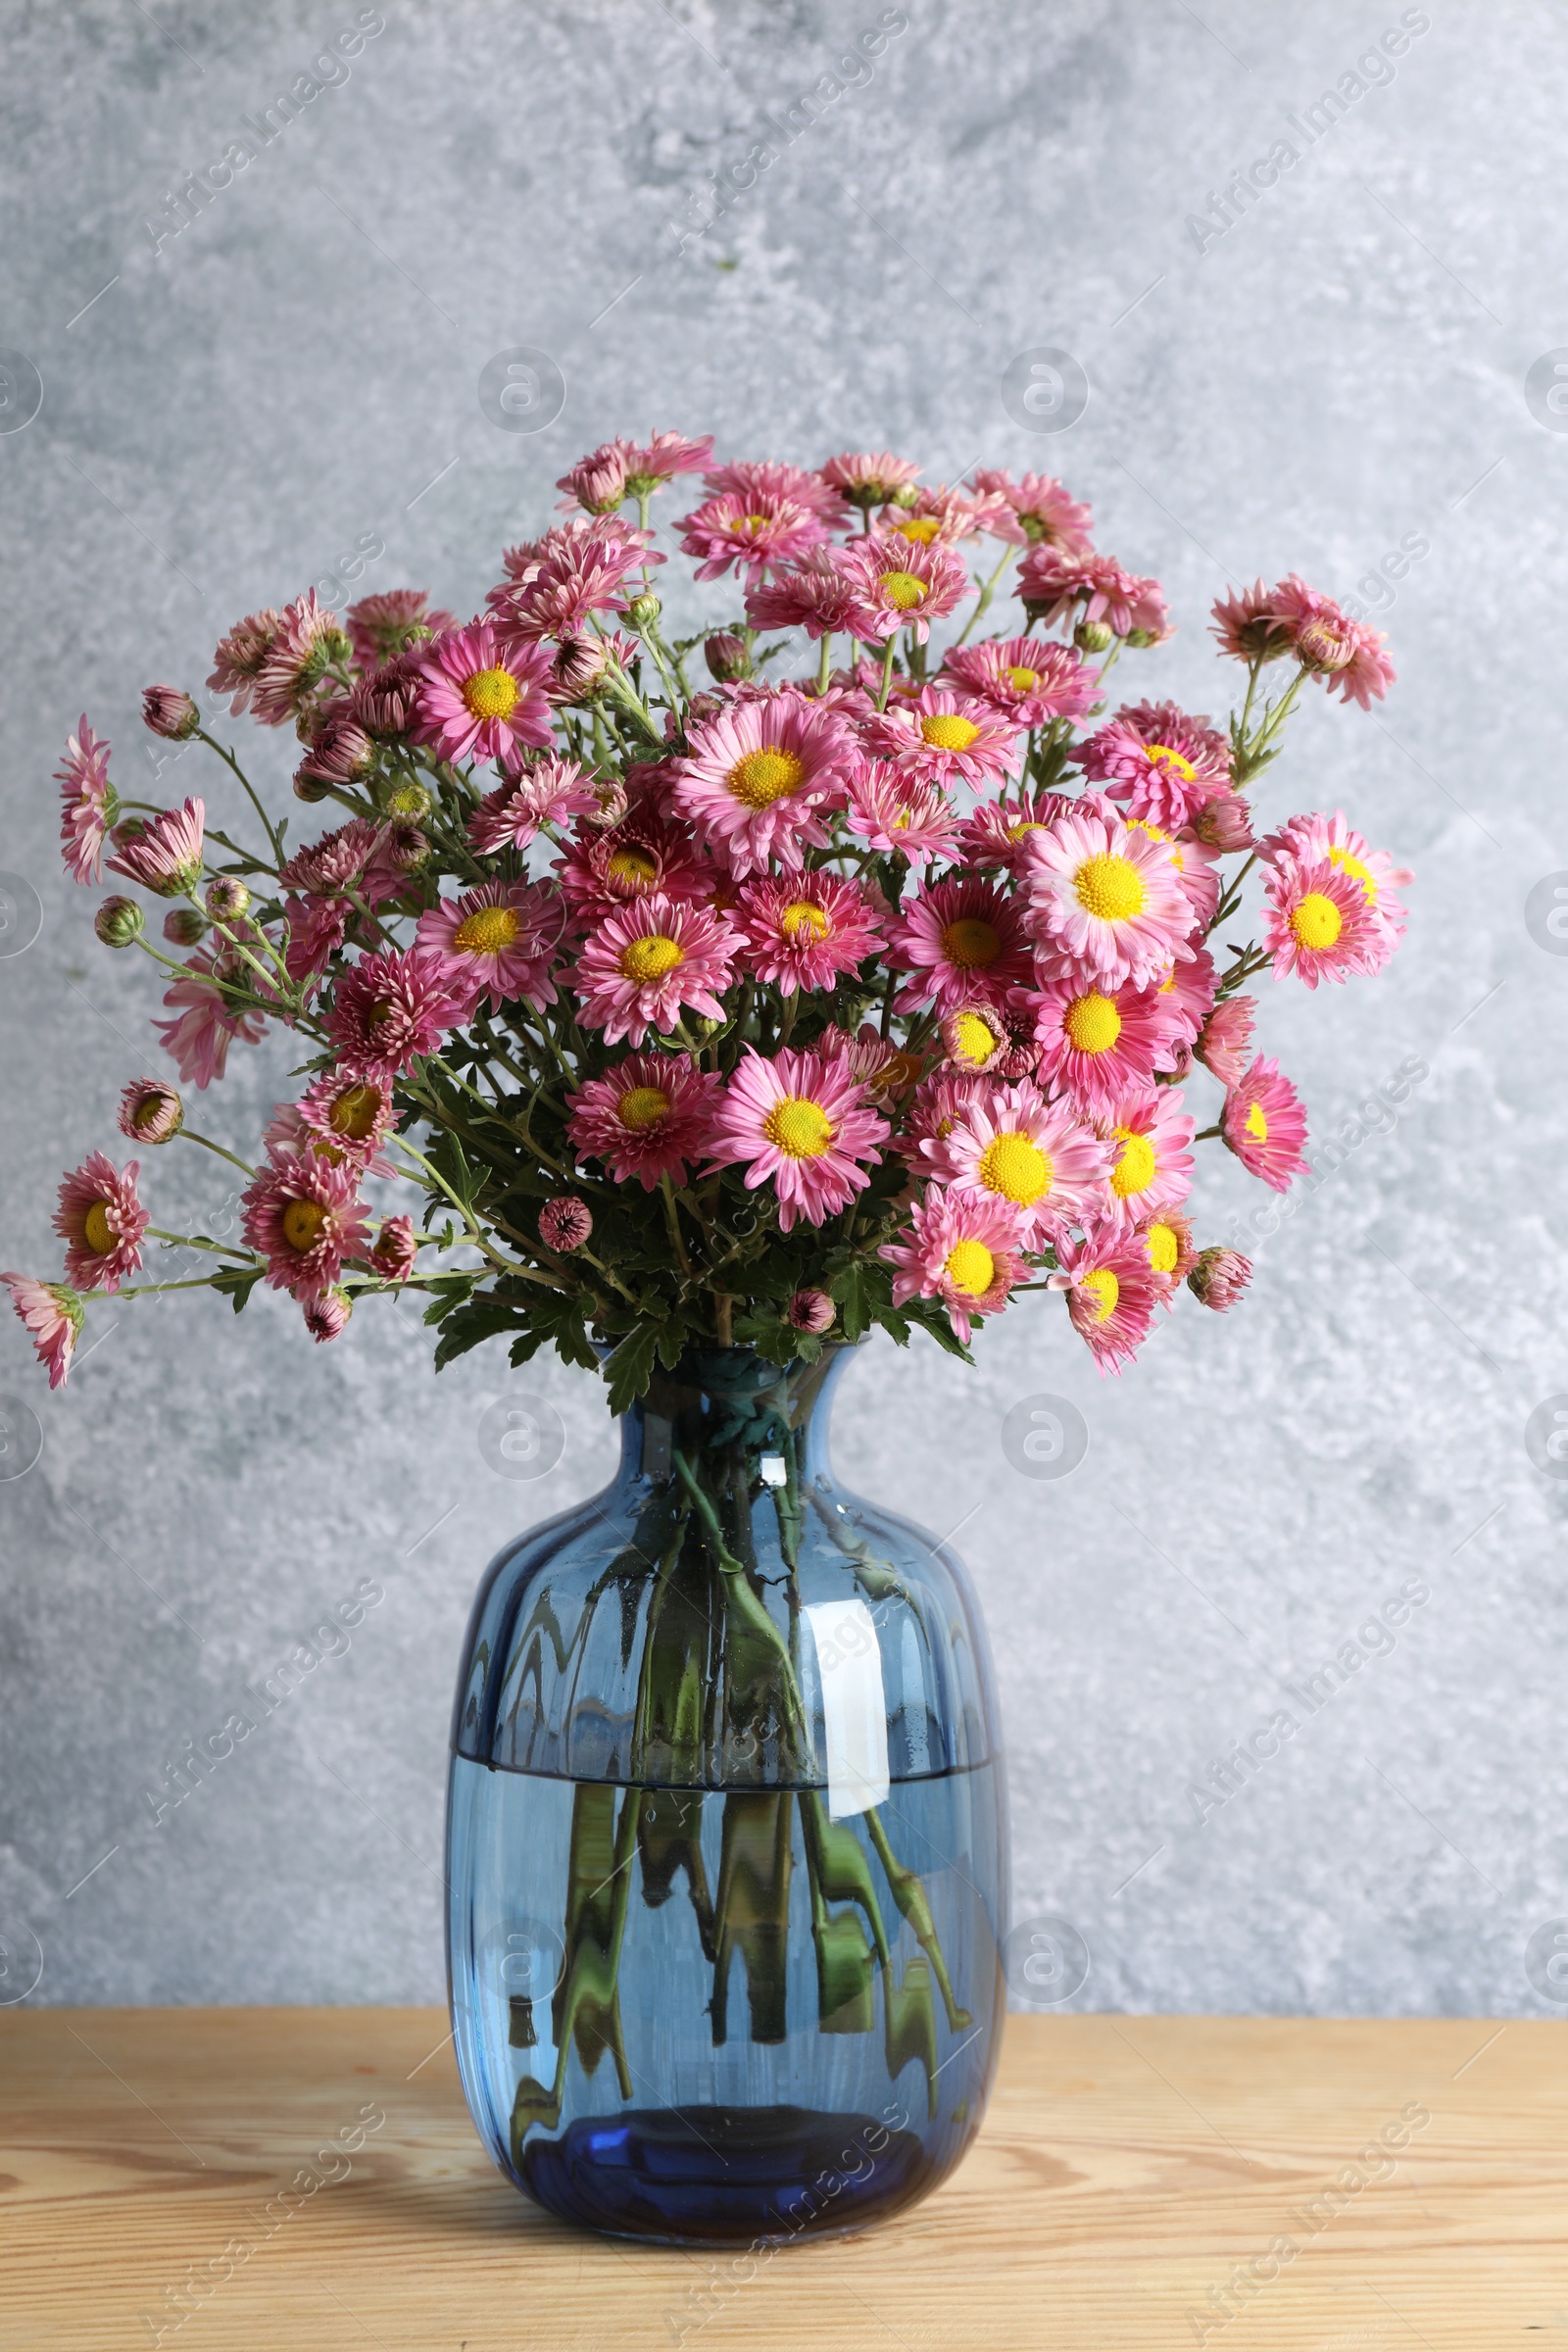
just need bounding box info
[889,483,920,510]
[163,906,206,947]
[371,1214,416,1283]
[321,627,354,666]
[1294,616,1354,672]
[118,1077,183,1145]
[704,631,752,684]
[552,635,611,699]
[293,770,333,804]
[383,822,430,873]
[1125,626,1163,649]
[787,1288,835,1335]
[141,684,200,740]
[205,876,251,921]
[625,592,662,631]
[539,1196,593,1253]
[304,1288,352,1343]
[95,895,144,949]
[1073,619,1113,653]
[383,779,432,821]
[1188,1247,1252,1312]
[111,816,148,852]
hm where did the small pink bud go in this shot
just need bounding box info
[163,906,206,948]
[539,1197,593,1252]
[141,684,200,740]
[787,1288,835,1335]
[1188,1248,1251,1311]
[704,632,752,684]
[371,1214,416,1283]
[117,1077,183,1146]
[304,1288,352,1343]
[94,895,143,948]
[205,876,251,921]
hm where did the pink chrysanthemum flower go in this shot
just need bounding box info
[326,948,459,1076]
[745,547,860,639]
[413,621,556,765]
[1263,858,1388,988]
[818,1022,923,1104]
[860,686,1021,791]
[1018,547,1169,641]
[1051,1229,1166,1373]
[294,708,376,793]
[1071,701,1232,830]
[556,813,711,921]
[52,1152,149,1294]
[1209,579,1296,664]
[557,441,631,514]
[575,893,737,1047]
[118,1077,183,1146]
[345,589,456,671]
[818,450,921,509]
[1259,808,1411,944]
[1189,1246,1253,1311]
[278,817,402,905]
[1,1274,83,1389]
[371,1215,417,1283]
[350,649,424,740]
[1097,1085,1195,1229]
[208,607,283,713]
[250,591,342,727]
[967,468,1096,555]
[731,872,884,993]
[1196,995,1256,1087]
[1223,1056,1309,1192]
[707,1047,887,1233]
[954,787,1071,873]
[704,459,846,524]
[155,953,268,1089]
[902,1071,990,1156]
[242,1150,371,1301]
[923,1078,1111,1245]
[107,797,206,899]
[1151,944,1218,1049]
[56,716,117,884]
[415,879,562,1019]
[296,1071,399,1171]
[675,490,828,582]
[940,637,1099,730]
[844,763,960,866]
[304,1289,352,1343]
[1023,808,1193,990]
[834,533,970,644]
[1269,575,1396,709]
[466,757,598,853]
[940,1004,1008,1074]
[566,1052,721,1191]
[1189,792,1256,856]
[888,877,1034,1012]
[881,1189,1028,1345]
[1027,975,1178,1114]
[142,684,200,741]
[491,516,661,640]
[880,486,991,548]
[623,431,714,491]
[788,1287,836,1334]
[1142,1207,1197,1297]
[671,689,857,875]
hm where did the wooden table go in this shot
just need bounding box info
[1,2007,1562,2348]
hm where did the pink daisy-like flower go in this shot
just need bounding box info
[940,637,1099,731]
[1259,808,1411,944]
[834,533,970,644]
[118,1076,183,1146]
[466,757,598,854]
[1050,1228,1166,1374]
[844,763,960,866]
[1,1274,83,1389]
[556,813,712,921]
[675,490,828,582]
[860,686,1021,791]
[880,1188,1028,1345]
[902,1071,989,1157]
[923,1078,1111,1245]
[557,441,631,514]
[371,1215,417,1283]
[818,1022,923,1104]
[1223,1056,1309,1193]
[888,876,1035,1013]
[670,689,857,875]
[704,459,846,524]
[1269,575,1396,709]
[879,486,992,548]
[1018,547,1169,642]
[107,797,206,900]
[1071,701,1232,830]
[954,787,1071,873]
[1189,1246,1253,1311]
[415,879,562,1019]
[491,516,661,641]
[1209,580,1296,665]
[250,591,342,727]
[56,716,117,884]
[154,953,268,1089]
[744,547,860,639]
[326,947,459,1077]
[208,607,283,714]
[1263,858,1389,989]
[1023,808,1193,990]
[731,871,884,993]
[1142,1207,1197,1297]
[1122,817,1220,933]
[818,450,921,509]
[52,1152,149,1294]
[1196,994,1256,1087]
[296,1071,399,1172]
[1097,1085,1195,1229]
[566,1052,721,1191]
[243,1151,371,1301]
[940,1004,1008,1074]
[345,589,456,671]
[967,468,1096,555]
[622,430,714,491]
[707,1047,887,1233]
[279,817,401,906]
[574,893,737,1047]
[413,621,556,766]
[1027,975,1179,1114]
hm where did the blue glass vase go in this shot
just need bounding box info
[446,1345,1008,2244]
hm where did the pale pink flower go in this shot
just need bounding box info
[731,871,883,993]
[834,533,970,643]
[954,787,1071,873]
[413,621,556,765]
[539,1196,594,1251]
[902,1070,989,1156]
[490,516,661,640]
[622,431,714,489]
[1259,808,1411,944]
[345,589,456,671]
[566,1052,721,1190]
[706,459,846,524]
[208,607,283,713]
[1151,944,1218,1048]
[303,1289,352,1343]
[350,649,424,739]
[1018,547,1169,641]
[880,486,992,547]
[745,547,860,638]
[1189,1246,1252,1311]
[557,440,631,514]
[923,1078,1110,1245]
[1209,580,1296,664]
[671,689,857,875]
[278,817,400,905]
[880,1188,1028,1345]
[56,716,117,884]
[1071,700,1232,829]
[250,591,342,727]
[818,450,921,508]
[1122,816,1219,932]
[1026,976,1178,1114]
[466,757,598,853]
[844,763,960,865]
[154,954,267,1088]
[1263,858,1389,988]
[295,709,375,790]
[676,490,827,581]
[415,879,562,1018]
[1024,808,1193,991]
[860,685,1021,791]
[1188,791,1257,855]
[817,1023,923,1104]
[1196,995,1256,1087]
[787,1287,836,1334]
[371,1215,417,1283]
[1270,575,1396,708]
[1051,1228,1166,1373]
[117,1077,183,1146]
[53,1152,149,1293]
[325,948,459,1076]
[141,684,200,741]
[556,813,712,920]
[1,1275,82,1389]
[1223,1056,1309,1192]
[967,468,1095,555]
[574,893,737,1047]
[940,637,1099,730]
[242,1151,371,1301]
[107,798,206,900]
[889,877,1034,1012]
[1097,1085,1195,1228]
[706,1047,887,1233]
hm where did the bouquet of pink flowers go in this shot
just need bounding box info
[9,434,1409,1404]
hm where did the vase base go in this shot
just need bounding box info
[514,2103,944,2244]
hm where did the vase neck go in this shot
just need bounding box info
[614,1345,852,1489]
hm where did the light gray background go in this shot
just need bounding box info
[0,0,1561,2018]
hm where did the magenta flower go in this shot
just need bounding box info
[671,689,858,875]
[250,591,342,727]
[467,757,597,854]
[414,621,556,765]
[492,516,661,641]
[745,547,860,639]
[416,879,562,1019]
[296,1071,398,1171]
[56,716,117,885]
[1018,547,1168,641]
[107,798,205,899]
[117,1077,183,1146]
[902,1071,990,1158]
[880,1188,1028,1344]
[566,1052,721,1191]
[242,1151,371,1300]
[556,812,712,921]
[787,1287,836,1335]
[1028,975,1179,1114]
[539,1197,594,1252]
[966,468,1095,555]
[676,490,828,582]
[371,1215,417,1283]
[888,877,1034,1012]
[1098,1085,1195,1229]
[834,533,969,644]
[861,686,1021,791]
[1050,1228,1167,1373]
[154,953,267,1088]
[1023,808,1193,991]
[1222,1056,1309,1193]
[207,607,283,713]
[922,1078,1110,1247]
[345,588,455,671]
[1,1275,83,1389]
[707,459,846,524]
[844,764,960,866]
[731,872,884,994]
[1071,700,1232,830]
[707,1047,887,1233]
[940,637,1098,730]
[350,648,424,739]
[1189,1246,1252,1311]
[278,817,394,903]
[326,947,460,1076]
[1260,808,1411,946]
[1264,859,1388,989]
[575,892,737,1047]
[52,1152,149,1294]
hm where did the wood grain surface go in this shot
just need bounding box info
[0,2006,1563,2349]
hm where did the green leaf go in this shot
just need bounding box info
[210,1265,264,1315]
[604,1323,661,1415]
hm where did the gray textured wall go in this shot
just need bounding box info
[0,0,1562,2019]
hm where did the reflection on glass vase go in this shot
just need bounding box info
[446,1345,1008,2245]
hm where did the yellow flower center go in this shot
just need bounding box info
[1110,1128,1156,1200]
[942,917,1001,969]
[951,1009,1002,1066]
[1005,664,1040,691]
[1146,1222,1179,1274]
[780,901,830,943]
[877,569,928,611]
[617,1084,670,1132]
[453,906,521,955]
[727,748,806,809]
[131,1098,168,1133]
[329,1083,383,1141]
[1145,742,1196,779]
[945,1239,996,1297]
[1074,852,1147,923]
[619,934,685,984]
[976,1132,1052,1206]
[1080,1266,1119,1322]
[1328,845,1378,902]
[1245,1102,1269,1144]
[281,1199,326,1253]
[608,846,660,889]
[893,514,942,544]
[740,513,771,534]
[920,712,981,752]
[461,665,520,721]
[1290,892,1342,951]
[763,1096,836,1158]
[1062,991,1122,1054]
[82,1201,116,1255]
